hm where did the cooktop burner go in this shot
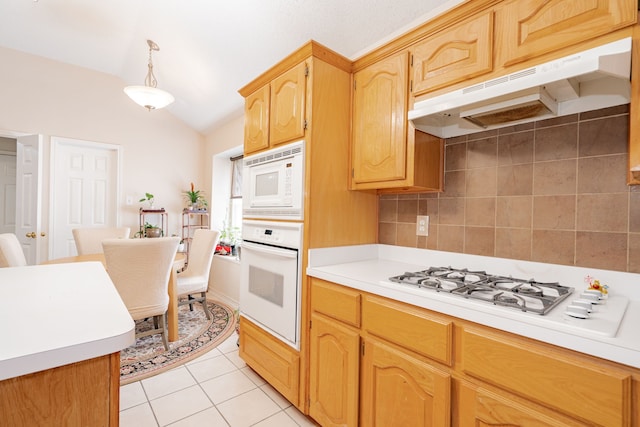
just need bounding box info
[388,267,573,315]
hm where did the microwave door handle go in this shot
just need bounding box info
[242,241,298,259]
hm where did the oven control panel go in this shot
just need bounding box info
[242,220,303,250]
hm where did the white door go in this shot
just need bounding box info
[0,154,17,234]
[16,135,42,265]
[51,137,120,259]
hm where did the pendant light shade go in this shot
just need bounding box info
[124,40,174,111]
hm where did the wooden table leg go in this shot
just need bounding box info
[167,266,179,342]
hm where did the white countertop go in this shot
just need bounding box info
[0,262,135,381]
[307,245,640,370]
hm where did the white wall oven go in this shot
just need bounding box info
[242,140,304,221]
[240,220,303,349]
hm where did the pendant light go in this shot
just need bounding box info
[124,40,174,111]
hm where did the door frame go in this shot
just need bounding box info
[49,136,123,260]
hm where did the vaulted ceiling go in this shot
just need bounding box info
[0,0,460,134]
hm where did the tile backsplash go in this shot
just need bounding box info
[379,105,640,273]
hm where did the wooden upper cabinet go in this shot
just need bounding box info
[352,52,409,186]
[495,0,637,67]
[412,12,493,97]
[270,62,307,146]
[244,85,270,155]
[243,61,307,155]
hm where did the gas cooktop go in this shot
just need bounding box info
[388,266,573,315]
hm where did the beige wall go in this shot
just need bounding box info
[0,45,212,255]
[379,105,640,273]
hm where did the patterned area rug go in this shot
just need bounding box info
[120,299,236,385]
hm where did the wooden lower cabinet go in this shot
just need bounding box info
[361,338,451,427]
[454,378,590,427]
[307,278,639,427]
[308,313,360,427]
[239,316,300,406]
[0,352,120,427]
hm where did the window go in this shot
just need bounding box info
[228,155,243,241]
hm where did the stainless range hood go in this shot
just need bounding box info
[408,37,632,138]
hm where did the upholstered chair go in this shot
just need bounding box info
[0,233,28,267]
[177,229,220,319]
[72,227,131,255]
[102,236,180,350]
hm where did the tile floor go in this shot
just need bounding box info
[119,332,317,427]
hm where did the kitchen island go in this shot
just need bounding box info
[306,244,640,426]
[0,262,135,426]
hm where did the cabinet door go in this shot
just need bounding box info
[496,0,637,67]
[270,62,307,146]
[308,313,360,427]
[352,52,409,185]
[238,316,300,406]
[455,379,589,427]
[412,12,493,96]
[244,85,270,155]
[361,338,450,427]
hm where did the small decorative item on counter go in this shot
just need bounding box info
[584,274,609,298]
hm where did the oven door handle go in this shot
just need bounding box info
[242,241,298,259]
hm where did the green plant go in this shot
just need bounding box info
[184,182,204,204]
[220,221,241,245]
[139,192,155,208]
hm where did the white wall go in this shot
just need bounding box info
[0,45,210,257]
[203,113,244,306]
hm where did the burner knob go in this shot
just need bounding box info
[565,305,590,319]
[571,300,593,312]
[579,292,603,304]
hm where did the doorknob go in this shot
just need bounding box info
[26,232,36,238]
[40,232,46,237]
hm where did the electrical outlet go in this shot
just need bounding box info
[416,215,429,236]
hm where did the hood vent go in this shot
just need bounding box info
[409,37,631,138]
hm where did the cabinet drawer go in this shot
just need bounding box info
[461,327,631,426]
[362,295,452,365]
[239,317,300,406]
[310,278,361,328]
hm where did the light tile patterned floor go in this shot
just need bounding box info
[120,332,317,427]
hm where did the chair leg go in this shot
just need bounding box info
[159,313,169,351]
[188,295,195,312]
[201,292,210,320]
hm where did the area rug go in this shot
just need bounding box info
[120,299,236,385]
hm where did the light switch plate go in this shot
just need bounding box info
[417,215,429,236]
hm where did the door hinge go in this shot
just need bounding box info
[304,119,308,130]
[309,319,312,329]
[351,168,354,178]
[410,54,414,67]
[410,80,413,93]
[361,341,365,356]
[353,79,356,91]
[305,65,309,77]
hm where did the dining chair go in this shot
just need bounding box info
[0,233,28,267]
[102,236,180,350]
[177,229,220,319]
[72,227,131,255]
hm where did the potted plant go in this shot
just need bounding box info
[184,182,206,211]
[139,192,155,209]
[218,222,241,255]
[137,222,161,238]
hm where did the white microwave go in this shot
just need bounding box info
[243,140,305,220]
